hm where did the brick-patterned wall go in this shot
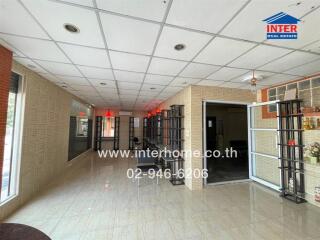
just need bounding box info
[0,45,13,191]
[0,60,91,220]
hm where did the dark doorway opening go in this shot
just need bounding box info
[205,103,248,183]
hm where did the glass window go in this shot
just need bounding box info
[287,83,297,90]
[312,78,320,88]
[1,72,22,203]
[76,117,88,137]
[277,86,286,101]
[298,80,311,107]
[312,78,320,107]
[268,89,277,112]
[268,88,276,97]
[102,117,115,137]
[299,80,310,90]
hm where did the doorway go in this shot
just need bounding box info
[204,102,249,184]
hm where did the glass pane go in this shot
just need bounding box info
[299,89,312,107]
[252,154,280,186]
[1,77,19,201]
[287,83,297,90]
[269,88,276,97]
[312,87,320,107]
[251,130,278,157]
[277,94,285,101]
[298,80,310,90]
[312,77,320,88]
[277,86,286,95]
[250,105,278,129]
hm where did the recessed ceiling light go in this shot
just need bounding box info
[64,23,80,33]
[174,44,186,51]
[27,64,36,69]
[100,82,107,86]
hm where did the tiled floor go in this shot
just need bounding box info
[4,152,320,240]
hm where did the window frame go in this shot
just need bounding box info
[1,71,25,205]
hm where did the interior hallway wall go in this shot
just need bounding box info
[0,60,91,220]
[155,85,255,190]
[94,109,146,150]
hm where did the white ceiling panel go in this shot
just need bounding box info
[0,0,49,39]
[60,0,94,7]
[148,57,187,75]
[120,94,137,99]
[219,81,245,89]
[140,83,165,92]
[13,57,47,73]
[207,67,248,81]
[72,85,97,92]
[261,74,299,86]
[0,34,69,63]
[118,81,141,90]
[259,51,320,72]
[139,90,159,97]
[170,77,200,87]
[231,70,275,83]
[88,78,117,89]
[38,73,63,83]
[163,86,183,93]
[228,45,292,69]
[0,38,25,57]
[78,66,113,79]
[285,59,320,76]
[154,26,211,61]
[195,37,256,65]
[35,60,82,76]
[221,0,320,43]
[303,40,320,54]
[21,0,105,47]
[100,13,160,55]
[157,91,175,98]
[58,43,110,68]
[144,74,174,85]
[196,80,224,87]
[96,0,168,21]
[119,89,139,95]
[110,51,150,72]
[56,75,89,85]
[179,63,220,78]
[114,70,144,83]
[166,0,248,33]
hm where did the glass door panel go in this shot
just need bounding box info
[248,102,281,190]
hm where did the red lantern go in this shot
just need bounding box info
[105,109,112,118]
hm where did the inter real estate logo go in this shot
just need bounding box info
[263,12,300,40]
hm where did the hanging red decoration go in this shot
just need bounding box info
[105,109,112,118]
